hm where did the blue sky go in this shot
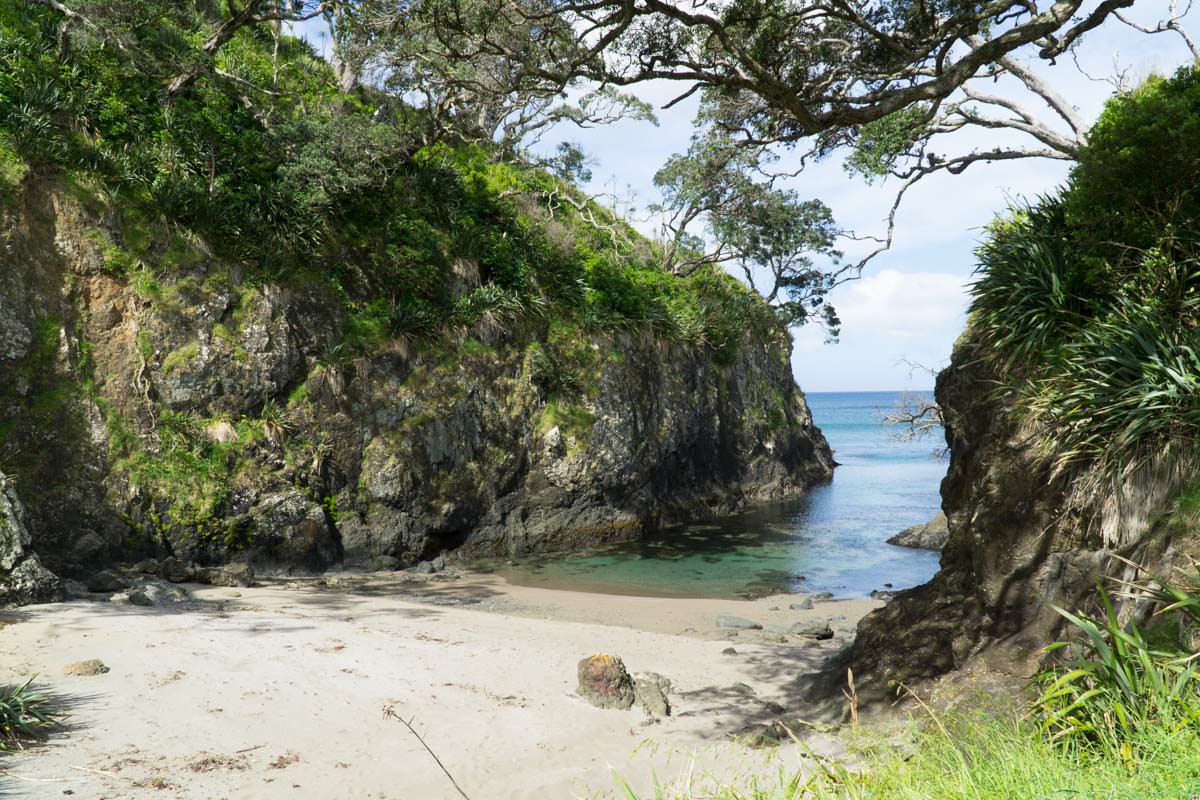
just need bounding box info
[295,8,1198,392]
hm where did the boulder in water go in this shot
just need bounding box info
[887,512,949,551]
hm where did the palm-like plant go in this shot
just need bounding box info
[1034,580,1200,755]
[0,677,63,749]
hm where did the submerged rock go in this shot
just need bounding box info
[577,654,635,710]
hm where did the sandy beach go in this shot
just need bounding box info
[0,571,878,799]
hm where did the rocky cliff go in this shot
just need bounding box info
[0,176,833,591]
[847,338,1191,700]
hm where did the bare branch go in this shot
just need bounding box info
[1116,0,1200,60]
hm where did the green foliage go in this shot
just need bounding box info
[0,1,783,373]
[1033,584,1200,755]
[0,677,63,749]
[653,133,844,332]
[1065,66,1200,267]
[1026,277,1200,476]
[843,104,931,182]
[969,66,1200,486]
[615,709,1200,799]
[111,408,262,546]
[970,200,1094,376]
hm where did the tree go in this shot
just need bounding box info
[345,0,1196,310]
[30,0,336,93]
[651,134,846,332]
[335,0,655,152]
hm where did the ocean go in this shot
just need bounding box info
[494,390,946,599]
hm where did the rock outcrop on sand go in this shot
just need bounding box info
[847,341,1199,699]
[0,471,61,606]
[577,654,636,710]
[0,179,833,586]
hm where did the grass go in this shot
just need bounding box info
[615,706,1200,800]
[617,564,1200,800]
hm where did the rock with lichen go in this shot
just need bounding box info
[577,654,635,710]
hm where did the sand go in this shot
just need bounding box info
[0,571,879,799]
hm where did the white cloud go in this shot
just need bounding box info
[790,270,969,391]
[834,270,970,340]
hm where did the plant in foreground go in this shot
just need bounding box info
[0,677,63,749]
[1032,560,1200,757]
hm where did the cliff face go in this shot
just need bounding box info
[848,338,1187,698]
[0,177,833,585]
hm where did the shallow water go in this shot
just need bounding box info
[496,391,945,599]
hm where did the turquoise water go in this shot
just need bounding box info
[496,391,945,599]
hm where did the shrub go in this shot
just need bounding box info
[1033,584,1200,755]
[0,677,63,749]
[1065,65,1200,267]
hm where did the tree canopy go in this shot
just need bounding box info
[11,0,1196,334]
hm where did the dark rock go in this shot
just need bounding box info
[716,615,762,630]
[413,560,437,575]
[132,558,160,574]
[812,592,834,602]
[577,654,635,710]
[159,557,195,583]
[0,473,61,606]
[0,177,838,608]
[127,579,189,606]
[886,512,949,551]
[789,620,834,640]
[86,570,128,593]
[251,491,339,572]
[203,563,255,587]
[721,647,738,656]
[632,672,671,717]
[845,346,1126,702]
[760,700,787,715]
[869,590,895,601]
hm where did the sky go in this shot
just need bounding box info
[296,7,1198,392]
[526,9,1197,392]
